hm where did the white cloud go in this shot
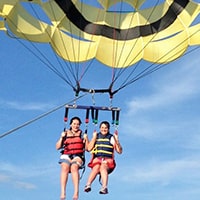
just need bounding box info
[14,181,37,190]
[0,174,10,182]
[0,161,58,190]
[120,157,200,185]
[184,133,200,150]
[0,172,37,190]
[0,162,36,190]
[119,56,200,139]
[126,60,200,115]
[0,161,57,178]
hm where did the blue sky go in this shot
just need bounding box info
[1,1,200,200]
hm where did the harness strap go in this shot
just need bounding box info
[91,108,99,124]
[64,107,69,122]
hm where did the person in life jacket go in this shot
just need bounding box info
[56,116,89,200]
[84,121,122,195]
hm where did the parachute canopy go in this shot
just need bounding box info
[1,0,200,68]
[1,0,200,97]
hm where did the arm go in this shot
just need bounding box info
[113,132,123,154]
[87,131,97,152]
[56,131,67,150]
[83,133,89,151]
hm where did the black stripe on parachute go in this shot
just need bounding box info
[54,0,189,41]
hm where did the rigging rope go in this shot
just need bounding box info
[110,0,161,85]
[108,0,200,95]
[0,94,87,139]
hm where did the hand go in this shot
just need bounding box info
[60,131,66,138]
[93,131,97,138]
[83,133,88,140]
[114,131,119,141]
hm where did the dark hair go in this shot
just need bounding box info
[99,121,110,129]
[70,117,82,125]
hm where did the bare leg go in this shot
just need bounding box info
[85,164,100,186]
[71,163,80,199]
[60,163,70,199]
[100,163,108,188]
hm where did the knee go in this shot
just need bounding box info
[100,163,108,172]
[61,164,70,173]
[92,165,100,174]
[70,164,79,173]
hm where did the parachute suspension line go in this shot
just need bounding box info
[106,0,152,93]
[75,2,100,84]
[29,1,92,92]
[130,13,200,79]
[47,2,79,86]
[4,5,75,90]
[54,0,103,96]
[22,4,60,81]
[65,0,103,91]
[0,94,88,139]
[111,0,162,89]
[77,59,95,85]
[49,0,79,83]
[115,29,200,93]
[112,0,135,81]
[111,0,120,81]
[51,6,81,86]
[75,1,85,83]
[110,0,133,96]
[56,0,80,83]
[6,30,74,89]
[108,0,133,98]
[110,0,195,94]
[69,7,79,83]
[138,31,200,77]
[73,2,116,98]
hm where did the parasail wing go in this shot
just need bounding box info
[0,0,200,97]
[0,0,200,67]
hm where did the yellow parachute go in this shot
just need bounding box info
[0,0,200,95]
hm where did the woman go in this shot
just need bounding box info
[56,116,89,200]
[84,121,122,194]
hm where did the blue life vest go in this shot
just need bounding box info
[93,133,114,158]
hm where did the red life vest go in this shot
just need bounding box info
[63,135,84,155]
